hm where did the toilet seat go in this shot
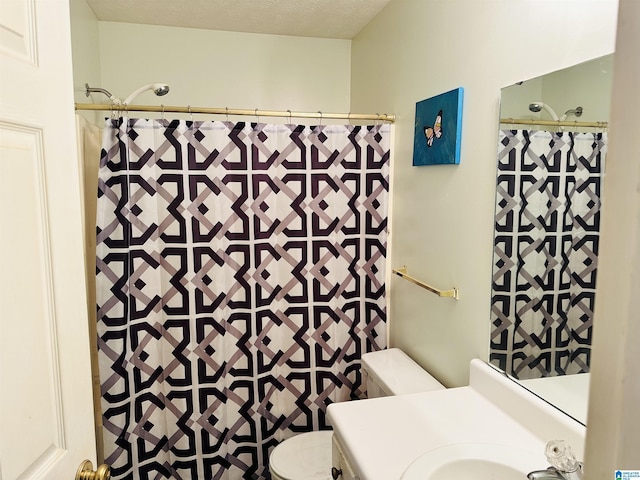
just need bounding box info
[269,431,334,480]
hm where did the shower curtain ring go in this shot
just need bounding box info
[318,111,323,126]
[287,109,292,124]
[255,108,260,123]
[376,113,381,126]
[161,104,165,121]
[188,105,193,122]
[225,107,229,122]
[347,112,352,124]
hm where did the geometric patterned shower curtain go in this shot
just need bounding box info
[490,129,606,380]
[95,118,390,480]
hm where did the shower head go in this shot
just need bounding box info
[528,102,559,121]
[123,83,171,105]
[153,84,170,96]
[528,103,543,113]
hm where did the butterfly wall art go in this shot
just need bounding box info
[413,87,464,166]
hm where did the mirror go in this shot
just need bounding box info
[489,54,614,425]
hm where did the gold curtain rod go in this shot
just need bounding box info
[392,266,459,300]
[500,118,608,129]
[75,103,396,123]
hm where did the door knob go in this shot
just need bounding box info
[76,459,111,480]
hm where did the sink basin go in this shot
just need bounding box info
[401,443,542,480]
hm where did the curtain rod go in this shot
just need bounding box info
[75,103,396,123]
[500,118,608,129]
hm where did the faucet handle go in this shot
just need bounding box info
[545,440,579,472]
[540,440,584,480]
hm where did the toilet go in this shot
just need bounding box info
[268,348,445,480]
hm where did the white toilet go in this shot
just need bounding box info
[268,348,445,480]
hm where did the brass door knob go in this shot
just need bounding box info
[76,460,111,480]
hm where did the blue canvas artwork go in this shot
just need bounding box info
[412,87,464,166]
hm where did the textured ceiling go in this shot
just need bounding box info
[84,0,392,39]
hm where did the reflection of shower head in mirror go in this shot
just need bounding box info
[528,102,559,121]
[561,106,583,121]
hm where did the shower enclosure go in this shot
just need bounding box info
[94,116,391,479]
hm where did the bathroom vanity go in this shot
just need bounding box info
[326,360,586,479]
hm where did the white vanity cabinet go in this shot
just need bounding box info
[331,435,359,480]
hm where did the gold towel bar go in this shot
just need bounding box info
[392,266,459,300]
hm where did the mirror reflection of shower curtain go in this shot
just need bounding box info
[490,129,606,380]
[95,118,390,479]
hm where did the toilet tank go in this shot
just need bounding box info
[361,348,445,398]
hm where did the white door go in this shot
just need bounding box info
[0,0,98,479]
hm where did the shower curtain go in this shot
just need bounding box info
[95,117,390,480]
[490,129,606,380]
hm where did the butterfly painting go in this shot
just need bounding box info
[413,88,464,166]
[424,110,443,147]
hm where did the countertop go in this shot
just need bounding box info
[326,359,586,480]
